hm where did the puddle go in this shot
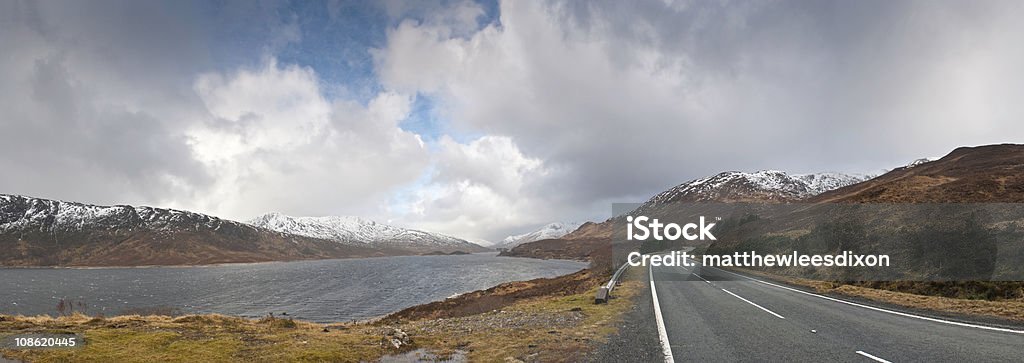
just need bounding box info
[378,348,467,362]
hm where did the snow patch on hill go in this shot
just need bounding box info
[645,170,874,206]
[247,213,484,251]
[497,222,583,249]
[0,194,245,234]
[904,157,939,169]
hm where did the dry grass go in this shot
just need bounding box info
[407,277,643,362]
[830,284,1024,321]
[0,313,383,362]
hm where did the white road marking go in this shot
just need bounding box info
[649,265,675,363]
[720,288,786,319]
[709,266,1024,335]
[856,350,893,363]
[692,273,712,284]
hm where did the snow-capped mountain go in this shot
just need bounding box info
[247,213,488,253]
[0,194,253,235]
[0,194,386,266]
[644,170,874,206]
[506,170,878,260]
[551,170,874,243]
[903,157,939,169]
[497,222,583,249]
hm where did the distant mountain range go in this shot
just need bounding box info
[247,212,487,254]
[503,144,1024,261]
[7,144,1021,267]
[644,171,874,205]
[495,222,583,250]
[556,171,872,246]
[0,196,486,266]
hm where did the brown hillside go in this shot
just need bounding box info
[812,144,1024,203]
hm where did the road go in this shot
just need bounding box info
[597,255,1024,362]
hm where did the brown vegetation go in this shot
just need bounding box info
[812,144,1024,203]
[382,268,607,322]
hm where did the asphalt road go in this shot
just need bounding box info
[598,256,1024,362]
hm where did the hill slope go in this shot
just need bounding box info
[0,195,389,266]
[812,144,1024,203]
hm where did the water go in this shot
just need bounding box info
[0,253,585,323]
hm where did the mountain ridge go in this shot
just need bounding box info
[505,144,1024,263]
[247,212,488,253]
[496,222,583,250]
[503,170,877,261]
[0,194,482,266]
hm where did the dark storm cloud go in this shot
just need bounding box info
[0,0,318,208]
[0,1,219,204]
[529,0,1024,202]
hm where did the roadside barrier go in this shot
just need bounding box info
[595,258,631,304]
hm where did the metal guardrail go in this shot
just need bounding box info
[594,257,633,304]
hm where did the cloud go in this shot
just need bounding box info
[4,0,1024,243]
[0,1,213,206]
[0,1,430,223]
[374,0,1024,239]
[397,135,580,241]
[187,59,430,219]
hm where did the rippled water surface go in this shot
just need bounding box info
[0,253,585,323]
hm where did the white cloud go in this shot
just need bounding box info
[396,135,577,241]
[185,59,429,220]
[191,59,332,162]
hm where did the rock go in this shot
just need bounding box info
[381,328,414,350]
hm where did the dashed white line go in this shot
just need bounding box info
[649,265,675,363]
[709,266,1024,335]
[856,350,893,363]
[720,288,786,319]
[692,272,712,284]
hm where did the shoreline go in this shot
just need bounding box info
[0,251,511,270]
[0,254,589,324]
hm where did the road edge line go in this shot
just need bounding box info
[650,265,676,363]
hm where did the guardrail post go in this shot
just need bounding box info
[595,287,609,304]
[595,259,632,304]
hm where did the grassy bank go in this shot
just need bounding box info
[1,269,641,362]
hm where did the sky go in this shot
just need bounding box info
[2,0,1024,243]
